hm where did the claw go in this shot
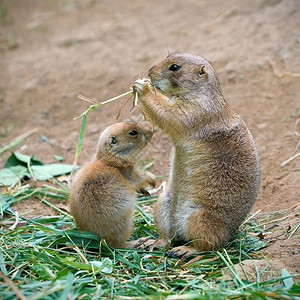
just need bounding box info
[167,246,198,257]
[167,250,178,257]
[167,249,188,257]
[137,188,151,196]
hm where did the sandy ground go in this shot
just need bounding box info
[0,0,299,277]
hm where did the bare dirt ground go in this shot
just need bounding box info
[0,0,299,277]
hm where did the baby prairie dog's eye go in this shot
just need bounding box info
[129,130,138,136]
[169,64,181,71]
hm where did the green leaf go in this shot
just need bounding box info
[54,155,65,162]
[59,272,74,300]
[0,165,30,186]
[90,258,113,274]
[0,252,8,275]
[4,152,44,168]
[40,134,55,146]
[282,268,294,289]
[31,264,52,280]
[0,193,15,216]
[0,155,75,185]
[31,164,74,181]
[289,282,300,294]
[60,258,113,274]
[54,269,70,282]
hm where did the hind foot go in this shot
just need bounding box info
[167,245,198,258]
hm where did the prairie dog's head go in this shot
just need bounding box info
[97,121,153,161]
[148,53,222,99]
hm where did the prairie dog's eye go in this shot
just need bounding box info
[129,130,138,136]
[111,136,118,145]
[169,64,181,71]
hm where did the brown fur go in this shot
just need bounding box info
[133,53,260,256]
[68,121,155,248]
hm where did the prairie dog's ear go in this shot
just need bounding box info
[197,65,206,78]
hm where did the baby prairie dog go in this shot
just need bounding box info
[69,121,155,248]
[133,53,260,256]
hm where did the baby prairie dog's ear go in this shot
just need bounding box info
[141,120,154,130]
[197,65,206,79]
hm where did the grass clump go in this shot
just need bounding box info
[0,182,299,299]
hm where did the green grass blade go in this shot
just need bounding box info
[217,250,245,288]
[71,114,87,174]
[0,128,38,154]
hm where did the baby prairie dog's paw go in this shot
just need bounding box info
[136,171,156,195]
[137,187,151,196]
[132,78,153,96]
[124,237,151,249]
[145,171,156,188]
[136,172,156,196]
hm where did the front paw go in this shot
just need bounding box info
[132,78,152,96]
[137,187,151,196]
[146,171,156,188]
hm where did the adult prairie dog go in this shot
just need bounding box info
[133,53,260,256]
[69,121,155,248]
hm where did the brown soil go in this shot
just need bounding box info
[0,0,299,277]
